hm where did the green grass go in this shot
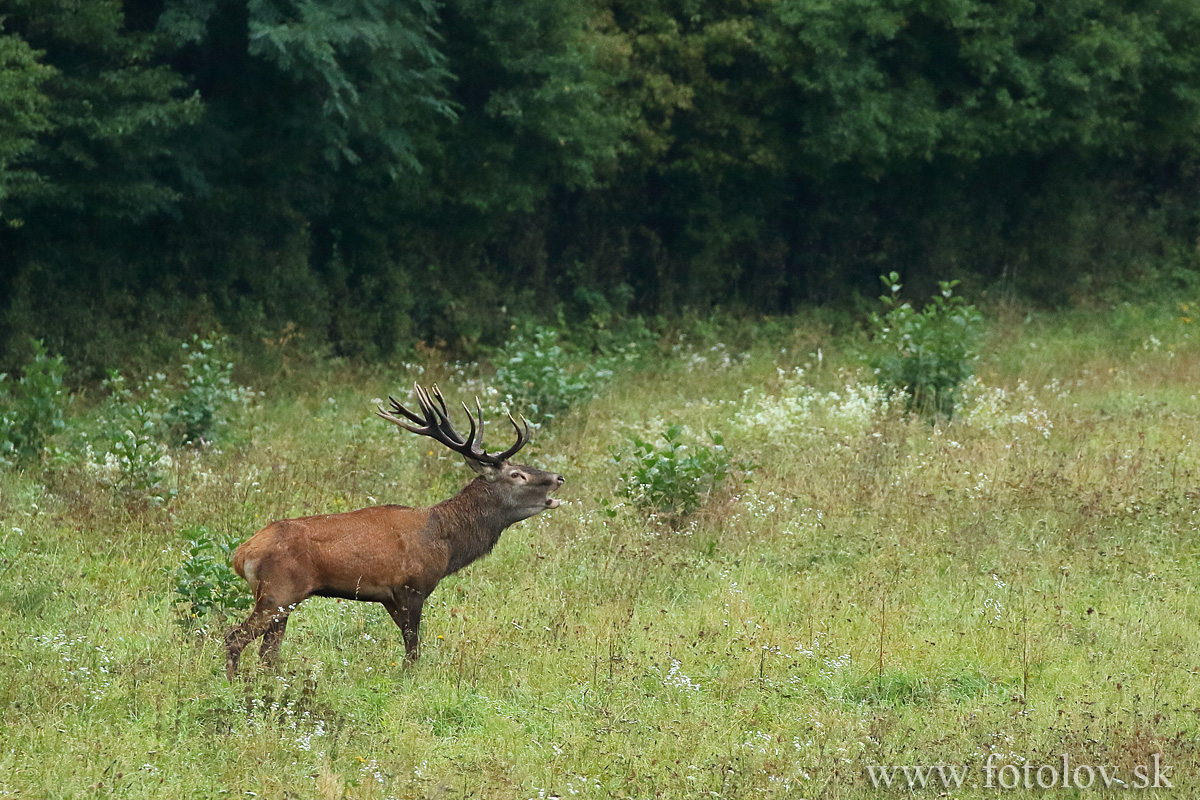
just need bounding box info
[2,305,1199,797]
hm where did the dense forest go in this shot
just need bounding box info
[2,0,1200,374]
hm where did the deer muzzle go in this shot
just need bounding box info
[545,474,565,508]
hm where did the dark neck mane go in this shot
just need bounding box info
[430,478,509,574]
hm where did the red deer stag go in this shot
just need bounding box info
[224,384,564,680]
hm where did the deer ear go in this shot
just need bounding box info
[464,457,502,480]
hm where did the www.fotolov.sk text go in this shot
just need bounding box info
[868,754,1173,791]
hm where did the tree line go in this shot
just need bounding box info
[2,0,1199,374]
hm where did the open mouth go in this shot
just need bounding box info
[544,475,565,509]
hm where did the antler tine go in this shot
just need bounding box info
[387,394,424,423]
[475,397,486,454]
[489,412,531,463]
[458,400,479,454]
[429,384,452,419]
[375,407,422,434]
[413,383,437,419]
[411,384,448,434]
[412,384,451,438]
[422,383,473,447]
[376,393,429,434]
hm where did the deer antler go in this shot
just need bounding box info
[377,383,530,466]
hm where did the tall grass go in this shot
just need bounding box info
[1,305,1198,797]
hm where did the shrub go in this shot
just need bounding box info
[84,371,175,504]
[494,326,610,423]
[172,526,251,630]
[615,424,731,517]
[865,273,983,419]
[570,286,658,361]
[163,335,253,445]
[0,340,70,466]
[77,335,251,503]
[104,424,175,503]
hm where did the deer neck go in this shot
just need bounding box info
[430,478,511,574]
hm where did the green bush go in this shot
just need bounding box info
[0,340,70,466]
[570,287,658,360]
[84,336,251,502]
[163,335,253,445]
[494,326,611,423]
[615,424,731,517]
[865,273,983,419]
[172,526,251,630]
[90,371,175,504]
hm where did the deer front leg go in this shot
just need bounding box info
[384,593,426,661]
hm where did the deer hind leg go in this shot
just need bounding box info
[258,612,291,667]
[225,597,295,680]
[383,593,426,662]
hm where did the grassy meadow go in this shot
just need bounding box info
[2,303,1199,798]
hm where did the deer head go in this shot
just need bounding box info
[376,383,564,523]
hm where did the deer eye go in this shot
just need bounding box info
[510,470,523,480]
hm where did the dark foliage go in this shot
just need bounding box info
[2,0,1198,375]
